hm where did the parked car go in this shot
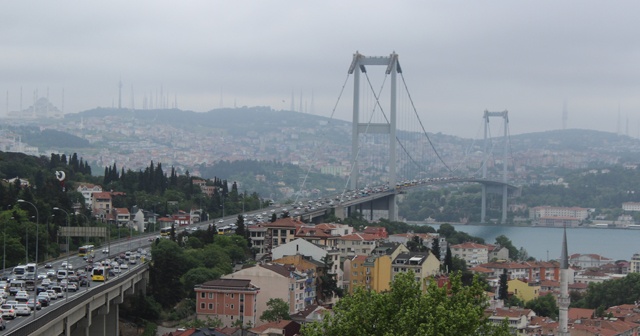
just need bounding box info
[0,304,15,319]
[14,304,30,316]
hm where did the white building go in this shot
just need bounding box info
[623,202,640,212]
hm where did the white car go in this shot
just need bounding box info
[119,263,129,270]
[218,219,224,223]
[102,248,109,254]
[46,290,57,300]
[15,291,29,303]
[14,304,30,316]
[0,304,16,319]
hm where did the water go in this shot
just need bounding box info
[423,224,640,262]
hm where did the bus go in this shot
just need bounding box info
[160,227,171,237]
[78,245,95,257]
[91,267,108,282]
[217,226,233,235]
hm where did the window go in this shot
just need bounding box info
[208,303,213,310]
[240,294,244,302]
[200,292,205,298]
[231,304,234,309]
[209,293,213,299]
[231,293,234,299]
[200,303,205,309]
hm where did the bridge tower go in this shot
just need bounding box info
[348,52,400,220]
[481,110,509,223]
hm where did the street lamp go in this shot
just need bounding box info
[53,207,70,302]
[17,199,39,320]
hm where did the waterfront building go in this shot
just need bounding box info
[530,206,589,227]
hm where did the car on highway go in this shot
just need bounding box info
[46,290,57,300]
[119,263,129,270]
[102,248,109,254]
[26,298,41,310]
[14,304,30,316]
[65,283,78,292]
[46,269,56,278]
[0,304,16,319]
[37,293,50,307]
[218,219,224,223]
[44,263,53,268]
[15,291,29,303]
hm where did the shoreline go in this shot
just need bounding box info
[405,221,639,230]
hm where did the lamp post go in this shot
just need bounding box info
[17,199,39,320]
[53,207,70,302]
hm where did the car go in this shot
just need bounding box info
[65,283,78,292]
[26,298,41,310]
[119,263,129,270]
[44,263,53,269]
[112,267,121,275]
[37,294,50,307]
[51,286,64,298]
[0,304,16,319]
[14,304,30,316]
[0,316,6,330]
[102,248,109,254]
[41,278,51,287]
[46,270,56,278]
[15,291,29,302]
[218,219,224,223]
[46,290,57,300]
[78,278,90,287]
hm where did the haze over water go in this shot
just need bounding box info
[426,224,638,262]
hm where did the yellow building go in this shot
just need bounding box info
[366,255,392,293]
[508,279,541,302]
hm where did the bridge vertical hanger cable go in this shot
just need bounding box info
[293,73,352,205]
[341,71,389,200]
[451,117,484,175]
[361,71,425,177]
[399,73,453,173]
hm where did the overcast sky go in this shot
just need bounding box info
[2,1,640,138]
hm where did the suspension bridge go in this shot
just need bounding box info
[301,51,520,224]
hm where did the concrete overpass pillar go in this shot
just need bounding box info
[481,185,487,223]
[334,206,345,220]
[388,194,397,222]
[105,300,119,336]
[501,185,508,224]
[88,305,108,336]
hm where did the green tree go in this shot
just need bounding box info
[498,269,509,300]
[301,272,510,336]
[431,237,441,262]
[443,246,453,273]
[495,235,518,260]
[260,298,291,323]
[525,293,558,320]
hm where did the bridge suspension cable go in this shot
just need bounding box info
[399,73,453,173]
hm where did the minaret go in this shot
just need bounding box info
[558,226,570,336]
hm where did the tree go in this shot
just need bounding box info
[525,293,558,320]
[431,237,441,262]
[235,214,246,238]
[495,235,519,261]
[498,269,509,300]
[260,298,291,323]
[270,213,277,222]
[301,272,510,336]
[443,246,453,273]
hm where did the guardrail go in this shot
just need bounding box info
[6,263,149,336]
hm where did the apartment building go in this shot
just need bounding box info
[194,278,259,327]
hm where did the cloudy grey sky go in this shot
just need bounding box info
[2,1,639,137]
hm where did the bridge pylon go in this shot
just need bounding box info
[481,110,509,224]
[348,51,400,221]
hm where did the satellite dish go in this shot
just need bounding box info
[55,171,66,181]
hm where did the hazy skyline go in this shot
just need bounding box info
[2,1,640,138]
